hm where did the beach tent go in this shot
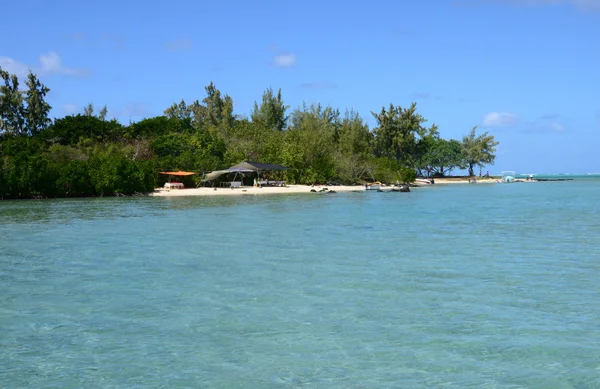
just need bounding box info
[160,171,196,189]
[228,161,289,172]
[201,162,288,183]
[200,167,254,184]
[228,161,289,185]
[201,170,230,182]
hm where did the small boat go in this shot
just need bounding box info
[391,184,410,192]
[414,178,434,186]
[365,182,381,191]
[501,171,516,183]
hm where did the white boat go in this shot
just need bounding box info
[365,182,381,191]
[501,171,516,183]
[415,178,434,186]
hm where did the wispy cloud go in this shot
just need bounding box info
[481,112,567,133]
[269,45,296,68]
[522,114,567,133]
[300,82,337,89]
[164,37,191,52]
[272,53,296,68]
[0,52,90,78]
[39,52,90,76]
[0,57,30,77]
[482,112,519,127]
[523,120,566,133]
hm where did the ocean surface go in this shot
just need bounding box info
[1,178,600,388]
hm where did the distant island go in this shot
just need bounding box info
[0,68,498,199]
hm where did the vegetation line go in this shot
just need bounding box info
[0,68,498,199]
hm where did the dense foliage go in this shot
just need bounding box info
[0,67,499,199]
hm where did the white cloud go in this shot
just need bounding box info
[272,53,296,68]
[0,56,31,77]
[548,121,565,132]
[482,112,519,127]
[62,103,80,115]
[39,52,89,76]
[0,52,89,78]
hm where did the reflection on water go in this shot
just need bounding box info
[1,197,162,225]
[0,191,374,225]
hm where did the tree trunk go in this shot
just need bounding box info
[468,163,474,177]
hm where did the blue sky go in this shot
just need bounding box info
[1,0,599,174]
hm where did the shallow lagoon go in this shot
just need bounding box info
[1,181,599,388]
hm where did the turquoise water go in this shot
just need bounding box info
[1,181,600,388]
[516,173,600,181]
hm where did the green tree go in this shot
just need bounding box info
[331,109,374,183]
[280,104,338,184]
[84,103,94,116]
[202,82,225,127]
[0,68,25,136]
[168,84,235,132]
[125,116,192,139]
[98,105,108,121]
[24,72,52,136]
[369,156,416,184]
[419,137,465,177]
[45,115,125,145]
[462,126,499,176]
[220,94,234,129]
[251,87,289,131]
[221,118,279,164]
[372,102,438,168]
[337,109,372,157]
[164,99,191,120]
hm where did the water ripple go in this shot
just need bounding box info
[1,182,600,387]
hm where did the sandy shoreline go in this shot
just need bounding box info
[150,184,366,197]
[149,178,538,197]
[434,177,538,184]
[434,177,498,184]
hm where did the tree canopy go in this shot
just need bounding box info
[462,126,499,177]
[0,67,499,199]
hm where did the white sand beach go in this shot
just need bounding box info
[434,177,498,184]
[150,178,540,197]
[150,184,366,197]
[433,177,537,184]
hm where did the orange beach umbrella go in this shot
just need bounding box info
[159,171,196,176]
